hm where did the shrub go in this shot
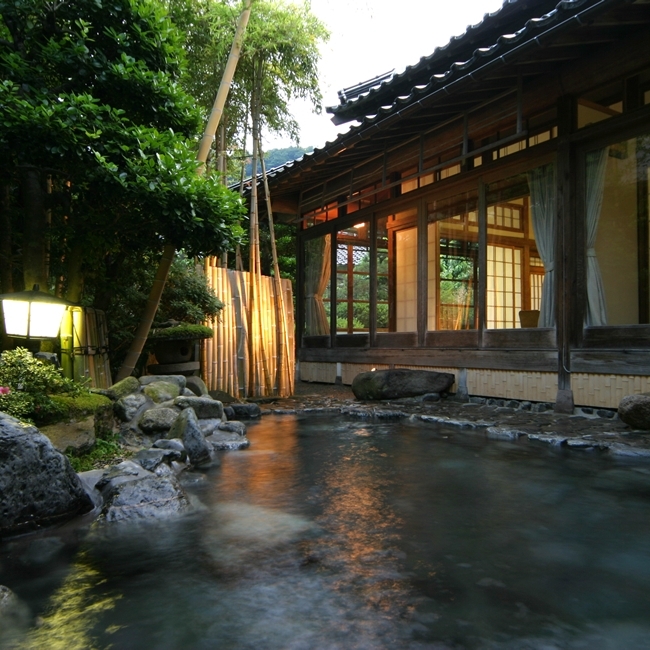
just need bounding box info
[147,323,214,342]
[0,348,88,424]
[66,433,126,473]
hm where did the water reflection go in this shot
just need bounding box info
[19,552,118,650]
[1,416,650,649]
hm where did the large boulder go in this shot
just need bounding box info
[98,469,191,522]
[139,375,187,392]
[206,431,250,450]
[114,393,150,422]
[0,413,94,537]
[143,381,180,403]
[139,407,180,434]
[174,395,223,419]
[351,369,455,400]
[167,408,214,466]
[185,376,210,397]
[618,393,650,430]
[105,376,140,401]
[0,585,31,646]
[229,402,261,419]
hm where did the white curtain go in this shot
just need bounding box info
[304,235,331,335]
[585,147,609,326]
[528,163,556,328]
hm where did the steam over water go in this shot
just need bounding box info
[2,415,650,649]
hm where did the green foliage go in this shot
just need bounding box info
[157,258,224,323]
[66,434,126,473]
[148,324,214,341]
[93,254,222,369]
[0,348,88,423]
[0,0,246,298]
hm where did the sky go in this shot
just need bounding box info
[266,0,506,151]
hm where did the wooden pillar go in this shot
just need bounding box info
[555,95,577,413]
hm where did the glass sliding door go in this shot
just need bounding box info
[486,171,551,329]
[427,192,479,330]
[336,223,371,333]
[585,134,650,325]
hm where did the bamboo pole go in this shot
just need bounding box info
[258,140,293,395]
[197,0,253,169]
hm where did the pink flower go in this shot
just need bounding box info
[0,386,11,395]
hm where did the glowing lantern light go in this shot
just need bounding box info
[0,285,71,339]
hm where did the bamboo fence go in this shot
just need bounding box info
[202,263,295,398]
[60,306,112,388]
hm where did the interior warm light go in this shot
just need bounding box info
[0,286,71,339]
[353,223,365,229]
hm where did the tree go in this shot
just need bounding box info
[0,0,245,371]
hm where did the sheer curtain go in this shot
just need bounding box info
[304,235,331,335]
[528,163,556,327]
[585,147,609,326]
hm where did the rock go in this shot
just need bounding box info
[182,388,195,397]
[486,426,526,440]
[229,402,262,419]
[198,418,222,436]
[114,393,150,422]
[223,406,235,420]
[98,473,191,522]
[219,420,246,436]
[40,416,95,454]
[208,389,238,403]
[421,392,440,402]
[153,438,186,454]
[106,376,140,401]
[143,381,180,403]
[139,375,187,392]
[186,376,210,397]
[168,408,213,466]
[0,413,94,537]
[174,395,223,419]
[206,431,250,450]
[133,448,183,472]
[618,394,650,430]
[139,407,179,434]
[96,460,152,491]
[94,401,116,439]
[351,369,455,400]
[0,585,30,646]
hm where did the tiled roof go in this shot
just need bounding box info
[240,0,630,195]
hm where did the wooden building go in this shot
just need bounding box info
[255,0,650,410]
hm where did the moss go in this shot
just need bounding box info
[49,393,112,420]
[148,324,213,342]
[66,434,128,473]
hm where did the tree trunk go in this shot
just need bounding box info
[21,168,48,291]
[64,241,85,303]
[115,244,175,380]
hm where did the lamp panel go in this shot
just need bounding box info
[2,300,29,337]
[29,303,67,338]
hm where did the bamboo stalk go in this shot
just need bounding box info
[258,140,292,396]
[197,0,253,168]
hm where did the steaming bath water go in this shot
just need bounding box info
[2,414,650,649]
